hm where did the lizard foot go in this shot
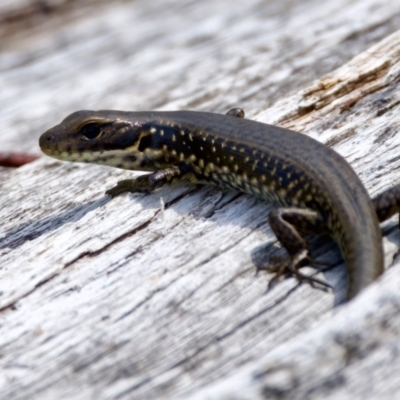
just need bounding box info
[106,178,154,198]
[257,249,331,290]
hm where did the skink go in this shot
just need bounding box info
[39,108,400,300]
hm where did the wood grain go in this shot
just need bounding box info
[1,1,400,399]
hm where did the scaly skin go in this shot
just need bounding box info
[39,108,400,300]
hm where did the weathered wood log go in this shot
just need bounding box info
[1,1,400,399]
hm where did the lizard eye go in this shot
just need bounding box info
[80,123,102,139]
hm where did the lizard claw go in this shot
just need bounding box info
[257,249,331,289]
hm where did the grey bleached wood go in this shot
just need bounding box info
[1,1,400,399]
[196,32,400,400]
[3,0,400,152]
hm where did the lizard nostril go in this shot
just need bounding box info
[39,132,56,149]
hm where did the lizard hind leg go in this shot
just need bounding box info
[258,207,331,289]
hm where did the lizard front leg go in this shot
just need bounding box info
[106,164,193,197]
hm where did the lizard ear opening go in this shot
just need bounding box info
[79,123,102,140]
[138,134,153,152]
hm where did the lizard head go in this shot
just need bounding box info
[39,110,161,170]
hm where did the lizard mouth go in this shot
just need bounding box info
[41,146,99,163]
[40,140,142,169]
[39,141,69,160]
[39,131,84,160]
